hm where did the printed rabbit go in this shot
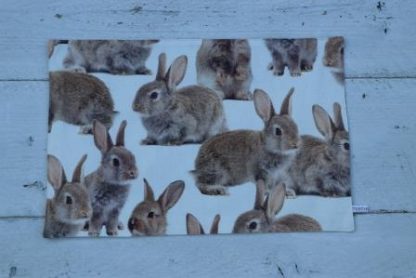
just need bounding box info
[233,180,322,233]
[265,38,317,77]
[287,103,350,197]
[49,71,116,134]
[44,154,92,238]
[323,36,345,84]
[85,120,138,236]
[196,39,253,100]
[63,40,158,74]
[132,53,227,145]
[192,88,299,195]
[186,213,220,235]
[128,179,185,236]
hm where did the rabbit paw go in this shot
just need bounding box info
[165,139,185,146]
[197,184,229,196]
[106,229,118,236]
[216,70,227,86]
[88,231,100,237]
[70,66,87,73]
[79,125,93,135]
[135,67,152,75]
[235,68,249,81]
[285,188,297,198]
[234,90,252,101]
[301,63,313,72]
[290,69,302,77]
[141,137,157,145]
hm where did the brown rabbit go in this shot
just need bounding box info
[323,36,345,84]
[287,103,350,197]
[85,120,138,236]
[44,154,92,238]
[186,213,220,235]
[132,53,227,145]
[265,38,317,77]
[196,39,253,100]
[128,178,185,236]
[192,88,299,195]
[63,40,159,74]
[233,180,322,233]
[49,71,116,134]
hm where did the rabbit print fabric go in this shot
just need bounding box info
[46,38,352,238]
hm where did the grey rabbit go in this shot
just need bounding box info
[265,38,317,77]
[49,70,116,134]
[132,53,227,145]
[233,180,322,233]
[63,40,159,75]
[192,87,299,195]
[323,36,345,84]
[287,103,350,197]
[44,154,92,238]
[186,213,220,235]
[128,178,185,236]
[196,39,253,100]
[85,120,139,236]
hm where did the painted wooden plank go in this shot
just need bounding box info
[0,0,416,80]
[1,214,415,277]
[1,78,415,217]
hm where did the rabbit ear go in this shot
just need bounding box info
[333,102,345,131]
[254,179,266,210]
[93,120,113,153]
[280,87,294,116]
[210,214,221,234]
[143,178,155,201]
[72,154,87,184]
[253,89,275,123]
[265,183,286,222]
[156,53,166,81]
[47,155,67,192]
[166,55,187,92]
[115,120,127,146]
[186,213,204,235]
[158,180,185,213]
[313,105,335,141]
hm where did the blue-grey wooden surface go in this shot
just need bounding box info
[1,1,415,277]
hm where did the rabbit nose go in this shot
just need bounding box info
[128,169,138,179]
[80,210,89,218]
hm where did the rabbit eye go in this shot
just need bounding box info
[248,222,257,230]
[128,218,135,230]
[112,158,120,167]
[275,127,282,136]
[65,196,73,205]
[147,211,155,218]
[340,47,344,55]
[150,92,158,100]
[343,142,350,151]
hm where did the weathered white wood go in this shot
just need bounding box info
[0,0,416,80]
[0,214,415,278]
[1,1,415,277]
[1,78,415,217]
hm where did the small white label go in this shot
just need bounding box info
[352,205,370,214]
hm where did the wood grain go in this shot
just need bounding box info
[1,215,415,278]
[0,0,416,80]
[1,0,415,277]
